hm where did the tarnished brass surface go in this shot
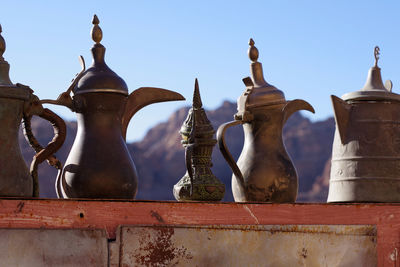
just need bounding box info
[42,15,184,199]
[173,79,225,201]
[329,47,400,202]
[0,25,65,197]
[217,39,314,202]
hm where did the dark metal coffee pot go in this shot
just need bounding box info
[42,15,184,199]
[217,39,314,202]
[0,25,66,197]
[328,46,400,202]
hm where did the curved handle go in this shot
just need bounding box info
[216,120,245,189]
[40,56,86,111]
[22,108,66,197]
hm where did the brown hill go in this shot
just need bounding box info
[19,101,334,202]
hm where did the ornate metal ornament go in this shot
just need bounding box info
[174,79,225,201]
[217,39,314,202]
[328,46,400,202]
[0,25,65,197]
[42,15,184,199]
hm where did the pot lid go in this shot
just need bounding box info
[236,39,286,118]
[180,79,215,144]
[0,25,31,100]
[342,46,400,101]
[0,24,13,86]
[74,15,128,95]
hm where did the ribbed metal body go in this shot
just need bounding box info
[328,100,400,202]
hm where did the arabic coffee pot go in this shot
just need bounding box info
[217,39,314,202]
[42,15,185,199]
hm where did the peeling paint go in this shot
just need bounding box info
[117,225,377,266]
[243,205,259,224]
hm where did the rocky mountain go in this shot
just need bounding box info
[19,101,335,202]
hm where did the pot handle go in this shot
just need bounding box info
[22,107,66,197]
[216,120,245,188]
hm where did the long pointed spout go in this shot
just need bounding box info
[121,87,185,139]
[331,95,351,144]
[282,99,315,124]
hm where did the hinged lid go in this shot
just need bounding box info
[0,24,31,100]
[74,15,128,96]
[236,39,286,120]
[342,46,400,101]
[180,79,215,144]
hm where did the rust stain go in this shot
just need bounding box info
[133,227,193,266]
[150,210,165,223]
[15,202,24,213]
[300,247,308,259]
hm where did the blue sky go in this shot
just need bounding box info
[1,1,399,141]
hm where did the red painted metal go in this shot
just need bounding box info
[0,199,398,266]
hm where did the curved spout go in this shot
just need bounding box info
[121,87,185,139]
[282,99,315,124]
[331,95,351,144]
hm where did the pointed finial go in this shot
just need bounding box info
[374,46,380,67]
[248,38,259,62]
[193,78,203,108]
[91,15,103,44]
[0,24,5,60]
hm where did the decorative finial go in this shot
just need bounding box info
[174,78,225,201]
[248,38,259,62]
[0,24,5,60]
[91,15,103,44]
[193,78,203,109]
[374,46,380,67]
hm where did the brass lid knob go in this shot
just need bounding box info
[0,24,5,61]
[342,46,400,102]
[235,39,286,118]
[0,24,13,86]
[74,15,128,95]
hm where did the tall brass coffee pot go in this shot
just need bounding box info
[217,39,314,202]
[42,16,184,199]
[328,47,400,202]
[0,25,66,197]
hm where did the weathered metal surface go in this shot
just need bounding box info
[113,224,376,266]
[0,229,107,266]
[329,47,400,202]
[217,38,314,203]
[41,15,184,199]
[174,79,225,201]
[0,200,398,265]
[0,25,65,197]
